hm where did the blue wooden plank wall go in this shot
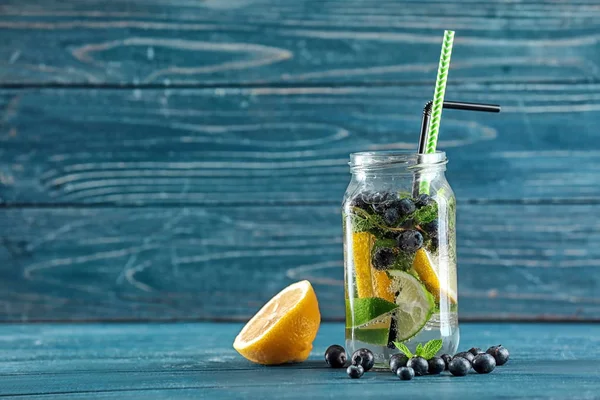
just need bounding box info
[0,0,599,322]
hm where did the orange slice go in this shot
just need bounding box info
[412,248,457,304]
[352,232,395,301]
[352,232,375,298]
[372,269,395,302]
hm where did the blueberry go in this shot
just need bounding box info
[372,202,390,213]
[374,195,399,214]
[360,191,377,204]
[399,218,416,229]
[495,348,510,366]
[429,236,439,251]
[472,353,496,374]
[441,354,452,370]
[448,357,471,376]
[406,356,428,376]
[355,191,377,210]
[427,356,446,375]
[389,353,409,374]
[372,192,390,204]
[468,347,483,356]
[486,345,509,366]
[324,345,347,368]
[349,195,369,211]
[383,207,399,225]
[372,248,396,271]
[367,192,392,209]
[396,366,415,380]
[415,194,435,208]
[347,364,364,379]
[421,220,438,238]
[352,348,375,371]
[397,230,424,252]
[454,351,475,364]
[396,198,416,216]
[486,345,502,354]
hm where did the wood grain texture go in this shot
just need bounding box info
[1,0,599,323]
[0,204,599,322]
[1,85,600,205]
[1,0,600,85]
[0,322,599,399]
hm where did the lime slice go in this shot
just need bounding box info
[345,297,398,328]
[387,270,435,342]
[346,297,397,345]
[345,327,390,346]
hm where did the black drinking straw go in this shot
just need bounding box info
[417,100,501,154]
[412,100,501,196]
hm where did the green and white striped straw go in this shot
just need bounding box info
[419,30,455,193]
[425,30,455,154]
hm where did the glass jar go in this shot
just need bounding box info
[342,150,458,367]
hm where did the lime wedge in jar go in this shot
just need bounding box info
[387,270,435,342]
[345,297,398,345]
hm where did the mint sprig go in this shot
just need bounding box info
[394,339,443,360]
[350,208,386,233]
[372,238,415,271]
[350,207,410,234]
[414,202,438,225]
[421,339,443,359]
[393,342,413,358]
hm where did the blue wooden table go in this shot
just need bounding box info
[1,322,599,399]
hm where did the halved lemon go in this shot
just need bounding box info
[233,280,321,365]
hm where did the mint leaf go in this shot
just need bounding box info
[414,202,438,225]
[373,238,397,251]
[350,212,376,233]
[350,207,414,235]
[422,339,443,360]
[372,239,415,272]
[416,343,424,357]
[391,250,415,271]
[350,207,385,233]
[393,342,413,358]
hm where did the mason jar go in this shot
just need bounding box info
[342,151,458,367]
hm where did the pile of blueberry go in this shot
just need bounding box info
[347,191,440,261]
[351,191,434,215]
[325,345,510,380]
[325,347,376,379]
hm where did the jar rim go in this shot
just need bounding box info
[349,150,447,172]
